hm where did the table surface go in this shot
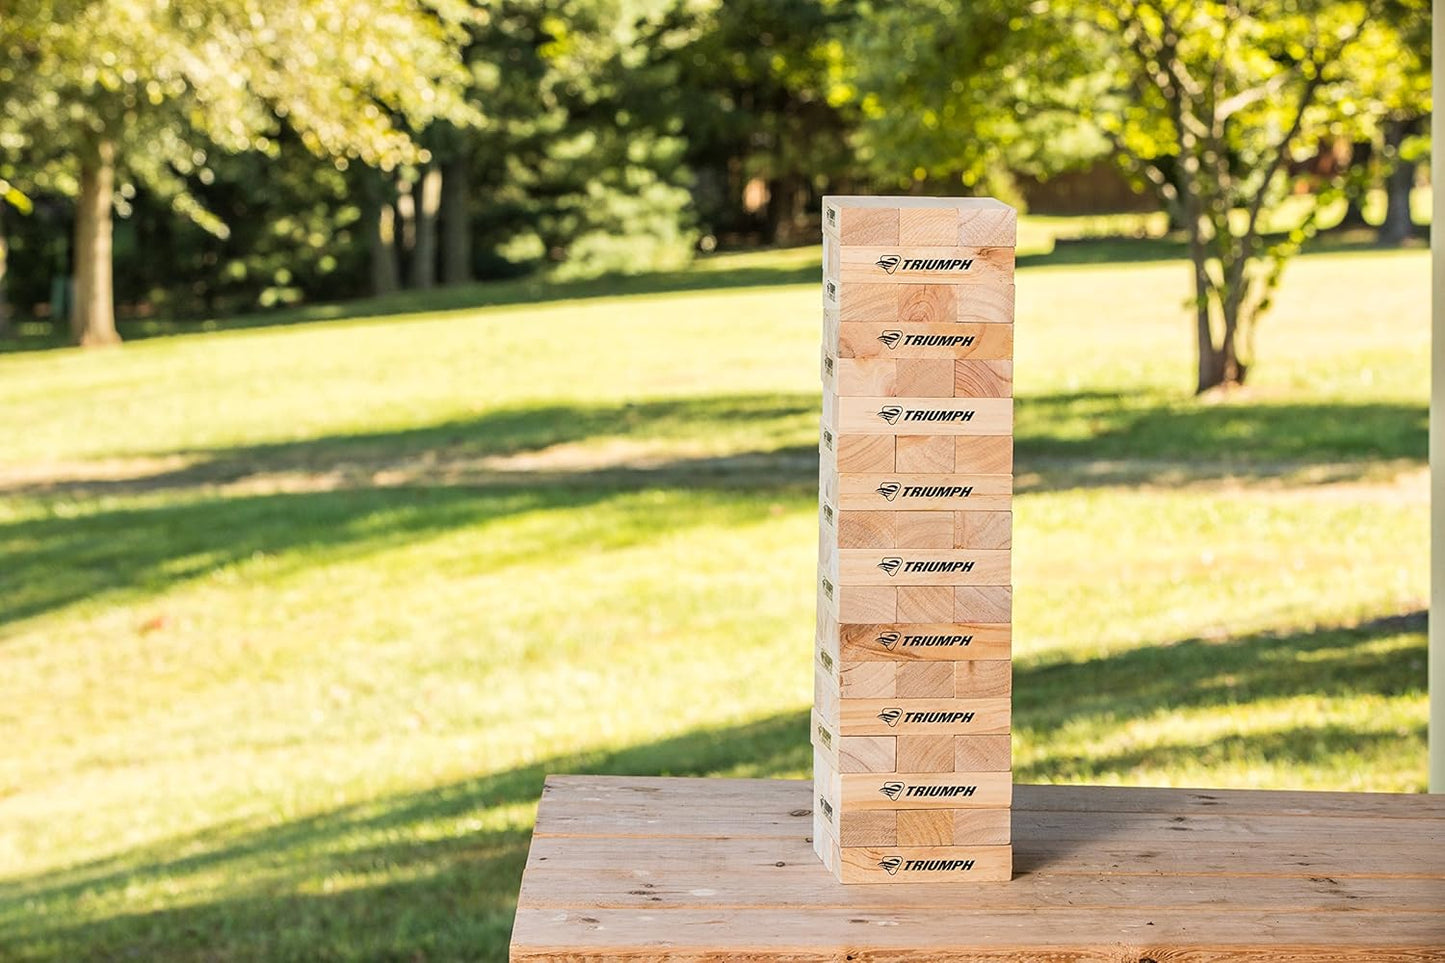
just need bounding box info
[510,774,1445,962]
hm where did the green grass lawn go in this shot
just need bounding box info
[0,236,1429,961]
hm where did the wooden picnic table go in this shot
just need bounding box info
[510,775,1445,961]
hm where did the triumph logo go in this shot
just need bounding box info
[880,781,977,799]
[826,280,837,300]
[877,405,903,425]
[875,254,902,274]
[902,858,976,872]
[824,355,835,377]
[876,631,901,650]
[822,578,834,599]
[879,781,905,801]
[877,557,903,577]
[817,649,835,674]
[875,481,901,501]
[878,856,903,875]
[877,330,903,350]
[877,707,903,727]
[823,503,834,525]
[815,724,833,749]
[819,795,834,821]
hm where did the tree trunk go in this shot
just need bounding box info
[410,165,441,290]
[1379,116,1420,247]
[364,179,400,297]
[441,157,471,285]
[70,137,119,346]
[0,207,10,340]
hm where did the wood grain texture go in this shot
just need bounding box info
[898,207,961,246]
[956,585,1012,623]
[833,622,1012,662]
[515,775,1445,959]
[896,734,957,772]
[832,473,1011,511]
[833,357,897,395]
[953,660,1013,697]
[832,284,1015,324]
[895,809,955,846]
[954,360,1014,397]
[833,549,1010,586]
[840,661,896,699]
[835,246,1014,285]
[837,697,1011,736]
[955,435,1014,473]
[955,734,1013,772]
[832,396,1012,436]
[834,320,1013,359]
[824,203,900,246]
[955,510,1011,549]
[839,736,897,774]
[895,358,955,397]
[836,510,896,548]
[840,770,1012,810]
[833,434,894,473]
[894,434,955,473]
[895,585,956,623]
[894,511,954,549]
[895,663,957,699]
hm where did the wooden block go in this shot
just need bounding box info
[955,510,1011,549]
[896,809,954,846]
[955,435,1014,474]
[837,510,895,549]
[955,585,1011,622]
[835,434,894,472]
[836,622,1012,662]
[953,807,1013,845]
[840,770,1012,810]
[955,734,1013,772]
[814,664,838,726]
[834,247,1014,286]
[832,397,1012,436]
[899,208,960,246]
[838,810,898,847]
[834,321,1013,359]
[894,512,954,549]
[815,643,836,680]
[894,434,954,473]
[833,582,896,622]
[834,473,1011,511]
[840,661,896,699]
[838,736,896,774]
[832,281,895,321]
[954,360,1013,397]
[894,358,954,397]
[958,203,1018,246]
[896,734,956,772]
[897,662,957,699]
[835,844,1013,883]
[823,201,900,246]
[835,549,1010,586]
[896,585,955,623]
[837,697,1010,736]
[834,357,896,395]
[898,284,957,324]
[954,660,1012,697]
[956,283,1015,322]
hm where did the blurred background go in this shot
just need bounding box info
[0,1,1431,960]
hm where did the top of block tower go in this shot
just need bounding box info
[822,195,1016,248]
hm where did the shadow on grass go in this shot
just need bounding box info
[1014,611,1429,782]
[0,709,812,963]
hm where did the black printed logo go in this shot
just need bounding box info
[827,207,837,225]
[877,707,903,727]
[875,481,901,501]
[816,724,833,749]
[822,429,834,450]
[818,649,835,674]
[879,781,905,801]
[877,557,903,577]
[878,856,903,875]
[826,280,837,300]
[823,503,834,525]
[877,405,903,425]
[877,330,903,350]
[819,795,834,820]
[875,254,901,274]
[824,355,834,377]
[876,632,900,650]
[822,578,834,600]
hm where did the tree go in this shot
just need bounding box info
[848,0,1411,393]
[0,0,474,345]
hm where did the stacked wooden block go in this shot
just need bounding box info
[813,196,1016,884]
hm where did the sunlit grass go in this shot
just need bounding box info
[0,233,1428,962]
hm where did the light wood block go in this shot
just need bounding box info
[840,661,896,699]
[953,807,1014,844]
[894,434,955,472]
[955,734,1013,772]
[954,660,1012,697]
[955,585,1012,623]
[831,396,1011,436]
[955,510,1011,549]
[840,770,1012,810]
[898,284,958,324]
[831,357,896,395]
[832,622,1012,662]
[896,662,957,699]
[831,284,1015,324]
[829,473,1010,510]
[896,808,955,845]
[820,579,896,622]
[954,359,1013,397]
[896,734,957,772]
[833,549,1010,586]
[834,320,1013,358]
[835,509,895,548]
[835,843,1013,884]
[830,433,894,472]
[894,358,955,396]
[838,810,898,847]
[823,203,899,246]
[832,246,1014,285]
[898,208,962,246]
[838,736,897,774]
[895,586,956,622]
[836,697,1010,736]
[894,511,954,549]
[955,435,1014,474]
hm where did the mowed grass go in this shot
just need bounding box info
[0,238,1429,961]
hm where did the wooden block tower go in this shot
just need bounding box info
[813,196,1016,884]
